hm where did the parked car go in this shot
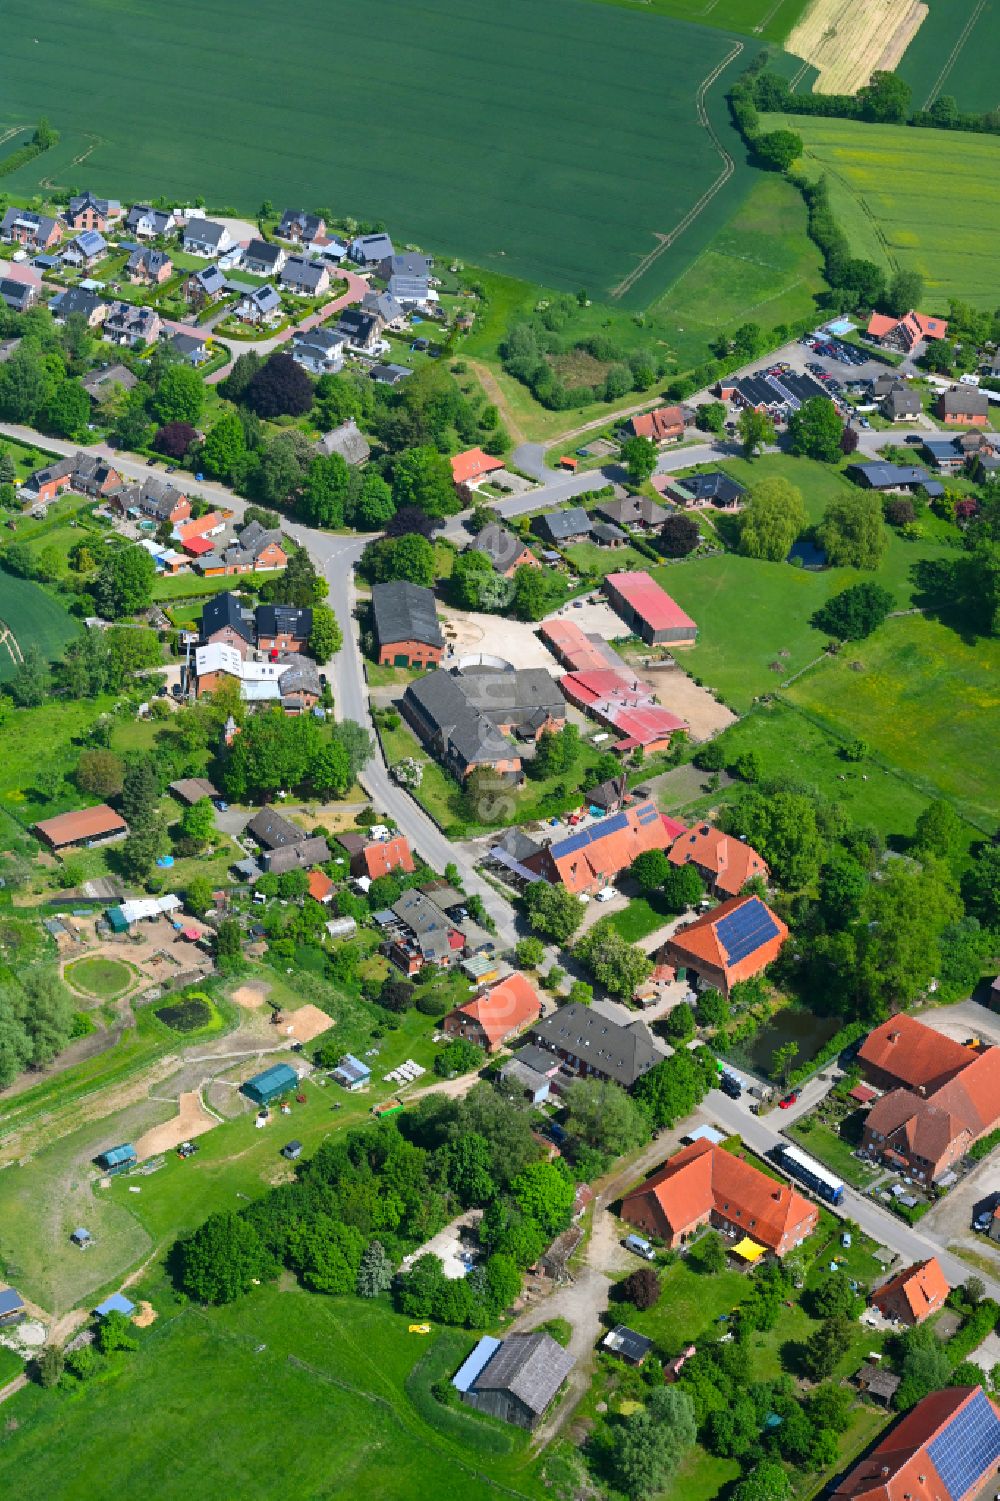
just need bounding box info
[720,1072,742,1100]
[213,798,229,812]
[974,1213,992,1232]
[595,887,618,903]
[624,1233,657,1262]
[905,434,923,445]
[779,1090,799,1109]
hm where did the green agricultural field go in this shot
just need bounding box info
[786,613,1000,830]
[897,0,1000,113]
[0,572,80,682]
[764,113,1000,306]
[3,0,766,307]
[590,0,811,42]
[0,1290,547,1499]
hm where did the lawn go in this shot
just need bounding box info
[787,1117,880,1191]
[63,957,136,1000]
[786,612,1000,830]
[897,0,1000,113]
[2,0,762,308]
[0,1347,23,1388]
[0,1289,548,1499]
[607,893,674,942]
[0,695,120,826]
[0,572,81,681]
[764,113,1000,306]
[150,571,260,602]
[563,541,653,579]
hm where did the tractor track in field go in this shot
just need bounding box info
[610,41,743,300]
[921,0,987,108]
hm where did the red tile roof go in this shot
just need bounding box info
[540,620,612,673]
[928,1047,1000,1137]
[871,1258,950,1324]
[451,448,504,485]
[666,895,788,984]
[34,804,127,847]
[176,511,225,542]
[362,835,414,881]
[668,822,769,897]
[631,405,684,442]
[448,972,542,1049]
[559,668,688,749]
[622,1139,817,1252]
[831,1387,1000,1501]
[858,1016,975,1093]
[183,535,215,556]
[605,572,697,634]
[307,868,333,902]
[849,1083,877,1104]
[532,799,673,893]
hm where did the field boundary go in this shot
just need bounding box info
[610,39,743,299]
[920,0,987,108]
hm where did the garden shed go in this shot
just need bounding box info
[241,1062,298,1106]
[95,1144,137,1176]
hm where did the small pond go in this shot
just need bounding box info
[723,1006,842,1080]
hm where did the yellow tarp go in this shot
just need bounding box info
[732,1237,766,1263]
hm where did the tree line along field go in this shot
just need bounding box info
[0,572,80,683]
[3,0,770,308]
[896,0,1000,112]
[764,113,1000,307]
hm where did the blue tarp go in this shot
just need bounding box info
[95,1292,135,1318]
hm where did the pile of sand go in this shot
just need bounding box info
[280,1004,334,1045]
[134,1091,218,1159]
[132,1302,157,1328]
[231,981,271,1010]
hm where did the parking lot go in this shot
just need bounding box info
[921,1150,1000,1264]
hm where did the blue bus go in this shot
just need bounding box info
[775,1142,845,1206]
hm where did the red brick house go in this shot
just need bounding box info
[663,895,788,997]
[371,581,444,669]
[451,448,505,487]
[525,800,674,896]
[668,822,769,899]
[870,1258,949,1326]
[937,387,990,426]
[443,972,542,1053]
[857,1015,975,1096]
[830,1386,1000,1501]
[621,1139,817,1254]
[625,405,685,445]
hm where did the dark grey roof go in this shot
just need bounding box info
[183,218,226,247]
[884,388,922,416]
[276,653,321,699]
[337,308,380,342]
[125,204,174,236]
[381,252,432,278]
[940,386,990,416]
[403,671,510,767]
[369,363,412,385]
[50,286,102,320]
[509,1042,560,1074]
[316,419,370,465]
[471,523,530,573]
[255,604,312,639]
[81,363,137,399]
[350,232,394,263]
[244,238,284,271]
[372,581,443,649]
[470,1333,573,1415]
[201,591,255,644]
[0,280,34,311]
[266,836,331,874]
[491,827,543,863]
[127,247,171,276]
[392,887,460,961]
[459,667,564,725]
[361,290,404,324]
[247,807,304,849]
[532,507,592,543]
[278,209,324,240]
[603,1326,653,1363]
[171,332,209,363]
[850,462,943,497]
[671,471,745,505]
[529,1002,662,1088]
[594,495,669,528]
[281,255,326,292]
[591,521,627,544]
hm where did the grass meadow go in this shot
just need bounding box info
[897,0,1000,113]
[0,1289,547,1499]
[0,573,80,682]
[3,0,757,307]
[765,113,1000,306]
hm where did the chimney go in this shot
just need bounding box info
[889,1031,899,1043]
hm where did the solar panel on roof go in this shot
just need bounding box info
[551,808,630,859]
[716,898,779,966]
[929,1391,1000,1501]
[635,803,658,825]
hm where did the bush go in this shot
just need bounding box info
[618,1267,661,1310]
[416,991,449,1017]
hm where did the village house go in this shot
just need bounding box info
[371,581,444,668]
[291,327,347,376]
[0,279,37,314]
[278,209,326,243]
[185,264,227,306]
[195,520,288,577]
[882,385,923,422]
[200,592,256,655]
[830,1386,1000,1501]
[338,830,415,881]
[349,232,394,266]
[234,284,282,326]
[170,331,212,367]
[937,387,991,426]
[667,821,769,898]
[336,307,385,354]
[66,191,120,231]
[175,511,227,553]
[80,363,138,404]
[246,808,330,873]
[62,230,108,270]
[593,494,669,532]
[315,418,370,466]
[451,448,504,488]
[870,1258,950,1326]
[656,471,745,510]
[255,603,312,654]
[623,404,685,445]
[125,204,176,239]
[279,255,330,297]
[0,208,62,251]
[522,1002,662,1091]
[471,523,540,578]
[531,507,593,546]
[181,217,231,258]
[384,886,492,975]
[242,238,286,277]
[603,571,697,645]
[848,462,944,499]
[21,456,76,505]
[443,972,543,1053]
[663,895,788,997]
[127,246,173,286]
[525,800,678,895]
[858,1015,977,1095]
[48,286,107,327]
[866,309,948,353]
[401,666,564,780]
[195,643,321,713]
[362,289,405,327]
[621,1139,818,1253]
[102,301,161,348]
[22,453,122,505]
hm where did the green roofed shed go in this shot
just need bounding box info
[107,907,129,934]
[242,1062,298,1106]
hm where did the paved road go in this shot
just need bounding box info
[706,1086,1000,1301]
[204,267,370,384]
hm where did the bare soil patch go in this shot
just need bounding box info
[278,1004,334,1045]
[231,981,271,1010]
[133,1301,157,1328]
[787,0,928,94]
[133,1091,218,1160]
[630,663,737,742]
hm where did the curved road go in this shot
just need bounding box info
[203,267,371,384]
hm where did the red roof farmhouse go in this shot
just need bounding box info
[830,1386,1000,1501]
[663,895,788,996]
[443,972,542,1053]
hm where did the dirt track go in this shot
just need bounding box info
[134,1090,219,1160]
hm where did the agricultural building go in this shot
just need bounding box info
[455,1332,573,1430]
[330,1055,371,1090]
[602,571,697,645]
[34,805,127,851]
[95,1144,137,1176]
[371,581,444,668]
[663,895,788,997]
[621,1139,817,1254]
[524,800,673,895]
[0,1288,26,1328]
[830,1386,1000,1501]
[241,1062,299,1106]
